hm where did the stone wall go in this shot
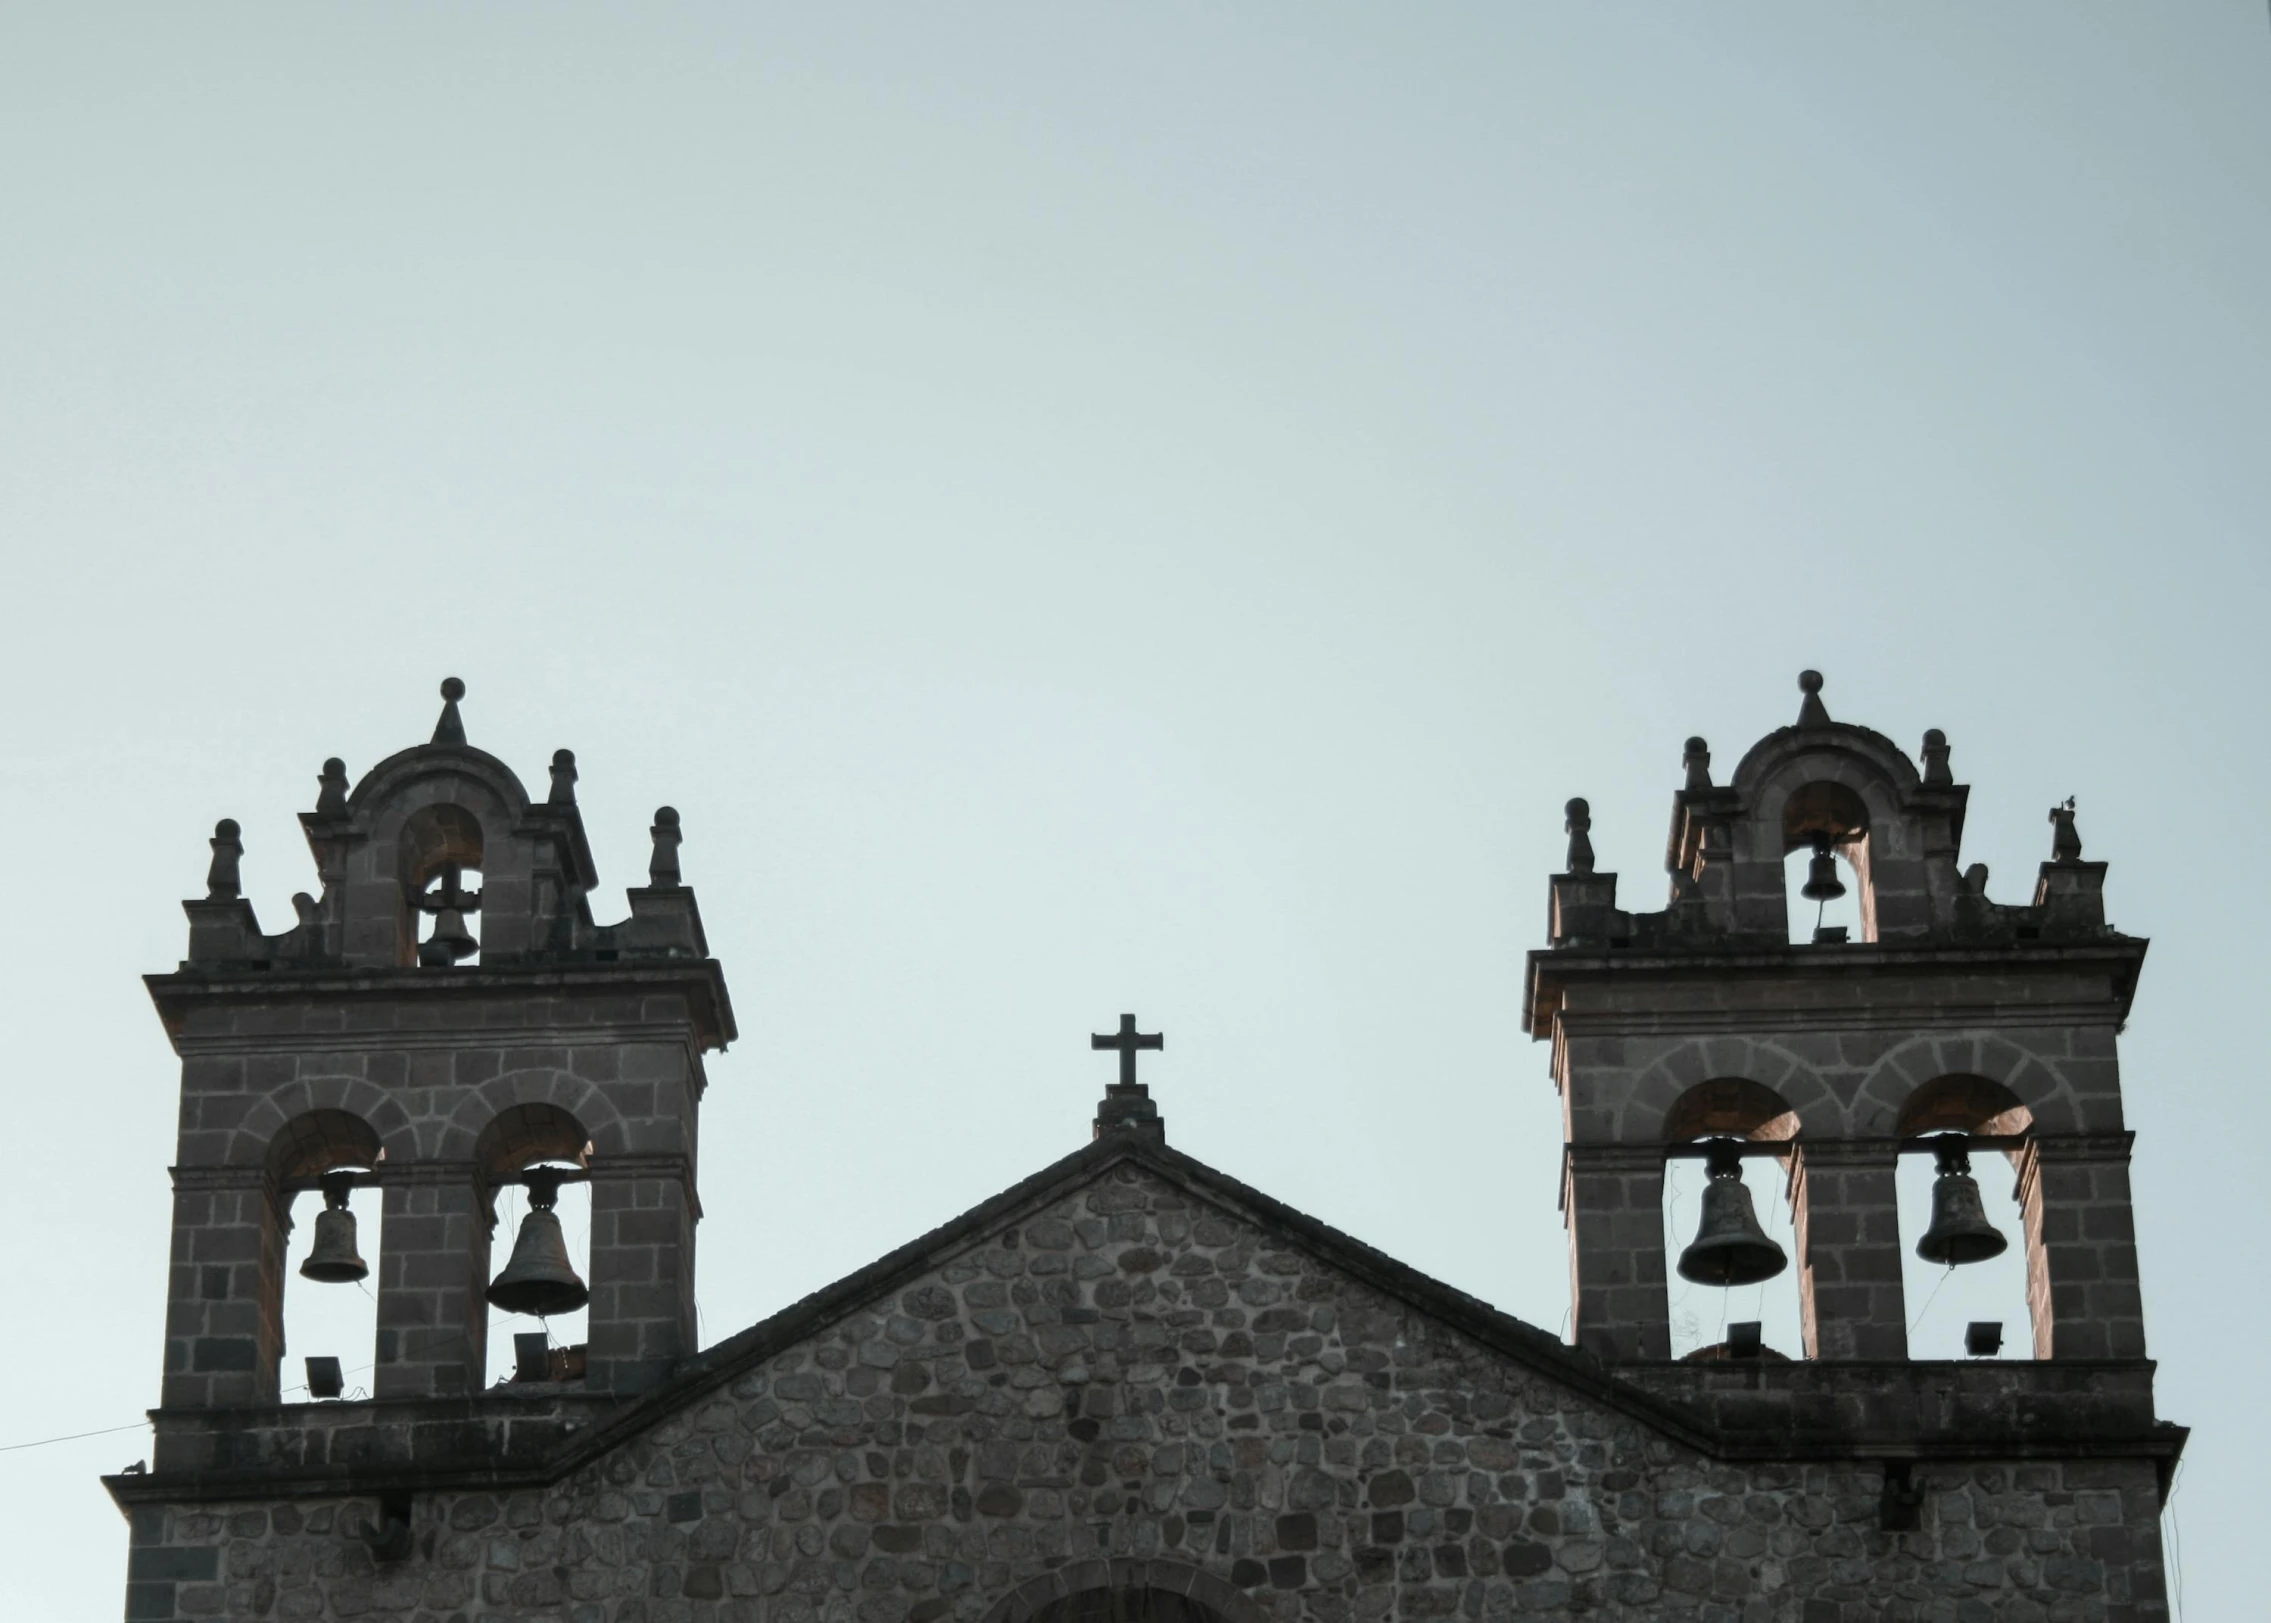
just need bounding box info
[123,1163,2171,1622]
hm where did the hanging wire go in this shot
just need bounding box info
[1907,1263,1957,1336]
[0,1421,150,1455]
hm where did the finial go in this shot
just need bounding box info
[1796,670,1831,728]
[549,749,578,806]
[315,758,349,815]
[206,819,243,900]
[649,806,683,888]
[1963,863,1990,896]
[1563,798,1595,876]
[1921,729,1952,787]
[432,677,467,747]
[1091,1014,1167,1140]
[1682,737,1712,792]
[2048,797,2083,863]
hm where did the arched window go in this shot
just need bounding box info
[476,1103,593,1386]
[270,1109,382,1400]
[400,804,485,967]
[1780,781,1871,944]
[1896,1075,2033,1360]
[1660,1078,1804,1360]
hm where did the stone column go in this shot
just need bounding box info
[373,1167,489,1397]
[1793,1140,1908,1360]
[2019,1133,2146,1360]
[1563,1144,1669,1360]
[585,1157,697,1393]
[160,1168,284,1409]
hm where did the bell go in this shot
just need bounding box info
[1915,1138,2008,1267]
[1800,837,1846,903]
[419,907,478,967]
[299,1172,369,1284]
[1677,1140,1788,1287]
[486,1167,589,1317]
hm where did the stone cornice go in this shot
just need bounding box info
[1525,938,2149,1039]
[143,959,737,1054]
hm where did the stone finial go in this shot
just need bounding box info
[549,749,578,806]
[1921,729,1952,786]
[1963,863,1990,896]
[2048,797,2083,863]
[1682,737,1712,792]
[649,806,683,888]
[206,819,243,900]
[315,757,349,815]
[1796,670,1831,728]
[432,677,467,747]
[1564,798,1595,876]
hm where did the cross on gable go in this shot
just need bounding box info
[1091,1013,1163,1089]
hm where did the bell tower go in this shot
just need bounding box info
[148,678,735,1459]
[1527,672,2147,1365]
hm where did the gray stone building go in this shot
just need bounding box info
[110,675,2182,1621]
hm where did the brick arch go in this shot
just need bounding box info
[226,1075,418,1168]
[980,1560,1270,1623]
[1854,1035,2084,1135]
[1625,1038,1838,1139]
[434,1070,630,1161]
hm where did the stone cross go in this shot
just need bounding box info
[1091,1013,1164,1088]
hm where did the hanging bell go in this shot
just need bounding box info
[299,1172,369,1284]
[1915,1137,2008,1267]
[1800,836,1847,903]
[486,1166,589,1317]
[1677,1140,1789,1287]
[419,907,478,967]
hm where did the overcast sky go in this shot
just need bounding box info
[3,6,2267,1617]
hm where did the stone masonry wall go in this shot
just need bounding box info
[126,1164,2169,1622]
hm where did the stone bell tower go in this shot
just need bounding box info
[147,678,736,1464]
[1527,671,2148,1366]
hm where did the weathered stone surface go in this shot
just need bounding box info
[122,1161,2171,1621]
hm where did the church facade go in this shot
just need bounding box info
[110,677,2181,1621]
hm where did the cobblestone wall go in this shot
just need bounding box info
[127,1163,2169,1622]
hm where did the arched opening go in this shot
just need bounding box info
[982,1565,1262,1623]
[1660,1078,1804,1360]
[1780,780,1871,944]
[1895,1075,2034,1361]
[476,1104,592,1387]
[400,804,485,967]
[1028,1594,1230,1623]
[269,1110,382,1401]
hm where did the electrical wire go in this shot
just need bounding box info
[0,1421,151,1455]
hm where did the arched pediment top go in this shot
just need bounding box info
[344,744,535,828]
[1729,723,1924,807]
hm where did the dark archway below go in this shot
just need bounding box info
[983,1560,1268,1623]
[1030,1591,1228,1623]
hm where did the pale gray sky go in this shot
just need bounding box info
[3,5,2267,1617]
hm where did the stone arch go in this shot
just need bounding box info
[263,1109,383,1183]
[474,1102,591,1177]
[1896,1073,2033,1139]
[398,802,485,895]
[1854,1036,2084,1135]
[1662,1077,1801,1143]
[1626,1037,1837,1139]
[982,1560,1269,1623]
[435,1070,630,1161]
[227,1076,418,1169]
